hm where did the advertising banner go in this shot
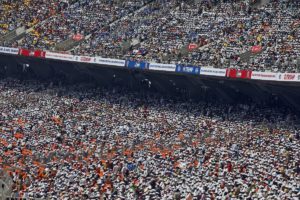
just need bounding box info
[19,49,46,58]
[277,73,300,82]
[33,50,46,58]
[176,65,200,75]
[251,71,278,81]
[45,52,75,61]
[0,46,19,55]
[18,49,31,56]
[74,56,95,63]
[200,67,226,77]
[149,63,176,72]
[226,68,252,79]
[126,60,150,70]
[95,57,126,67]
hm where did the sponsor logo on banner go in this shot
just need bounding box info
[0,46,19,55]
[251,72,277,81]
[95,57,125,67]
[79,56,93,63]
[284,74,295,80]
[149,63,176,72]
[176,65,201,75]
[200,67,226,77]
[277,73,300,82]
[45,52,75,61]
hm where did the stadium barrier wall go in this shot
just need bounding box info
[1,46,300,82]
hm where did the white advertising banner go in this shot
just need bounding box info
[251,71,278,81]
[200,67,226,77]
[149,63,176,72]
[0,46,19,55]
[45,52,75,62]
[74,56,96,63]
[277,73,300,82]
[95,57,126,67]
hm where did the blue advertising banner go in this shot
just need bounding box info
[176,65,201,75]
[126,60,150,70]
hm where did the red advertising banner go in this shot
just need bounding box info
[19,48,30,56]
[33,50,46,58]
[226,68,252,79]
[19,49,46,58]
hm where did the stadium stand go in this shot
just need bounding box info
[1,1,300,199]
[1,0,300,72]
[16,0,153,51]
[0,79,299,199]
[0,0,70,36]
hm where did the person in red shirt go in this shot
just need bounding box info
[227,161,233,173]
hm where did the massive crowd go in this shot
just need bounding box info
[0,79,299,199]
[1,0,300,72]
[0,0,70,36]
[17,0,152,51]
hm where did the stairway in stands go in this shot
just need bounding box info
[0,170,13,199]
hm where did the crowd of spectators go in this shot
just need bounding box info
[0,0,70,36]
[0,78,299,199]
[1,0,300,72]
[73,0,300,72]
[246,0,300,72]
[16,0,152,51]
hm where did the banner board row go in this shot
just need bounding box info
[45,52,126,67]
[251,71,300,82]
[0,46,300,82]
[19,49,46,58]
